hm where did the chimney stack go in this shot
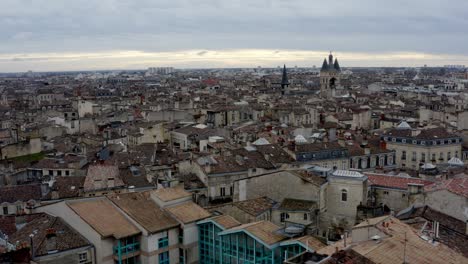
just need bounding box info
[45,228,58,253]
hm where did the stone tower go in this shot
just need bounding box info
[281,64,289,95]
[320,52,341,99]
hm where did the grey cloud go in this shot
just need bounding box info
[0,0,467,70]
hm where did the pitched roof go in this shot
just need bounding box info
[384,127,460,140]
[278,198,317,212]
[424,176,468,198]
[165,201,211,224]
[8,213,91,257]
[234,197,277,216]
[83,164,124,192]
[398,206,468,258]
[67,198,140,239]
[366,173,432,190]
[52,176,85,199]
[0,184,42,203]
[351,217,467,264]
[210,215,242,229]
[107,192,179,234]
[223,221,286,246]
[152,186,192,202]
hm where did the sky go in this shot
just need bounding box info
[1,0,468,72]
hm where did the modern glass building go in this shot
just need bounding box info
[198,216,323,264]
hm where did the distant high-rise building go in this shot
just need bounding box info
[147,67,175,75]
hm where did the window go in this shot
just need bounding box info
[384,191,389,195]
[421,141,425,145]
[179,248,185,264]
[220,187,226,197]
[158,234,169,249]
[303,213,308,220]
[280,213,290,222]
[401,151,406,160]
[49,170,53,176]
[341,189,348,202]
[455,151,459,158]
[432,153,436,161]
[402,193,406,198]
[402,139,406,143]
[412,152,417,162]
[159,251,169,264]
[421,153,425,162]
[16,204,22,213]
[78,252,88,263]
[412,140,417,144]
[57,170,62,176]
[448,152,451,160]
[3,206,8,215]
[392,138,396,142]
[65,170,70,176]
[229,186,233,196]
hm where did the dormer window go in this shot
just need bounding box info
[421,141,425,145]
[412,140,417,144]
[392,138,396,142]
[402,139,406,143]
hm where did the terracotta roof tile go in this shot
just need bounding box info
[424,176,468,198]
[366,173,432,190]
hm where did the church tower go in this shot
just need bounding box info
[281,64,289,95]
[320,52,341,99]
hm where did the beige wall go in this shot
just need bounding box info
[386,141,461,170]
[1,138,42,160]
[36,201,115,264]
[235,171,322,203]
[424,190,468,222]
[325,176,367,229]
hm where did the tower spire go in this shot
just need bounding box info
[321,59,329,71]
[281,64,289,87]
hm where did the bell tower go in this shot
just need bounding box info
[320,52,341,99]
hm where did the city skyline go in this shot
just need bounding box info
[2,0,468,71]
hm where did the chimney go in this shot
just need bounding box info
[235,155,245,166]
[380,140,387,150]
[364,147,371,155]
[107,177,115,188]
[411,129,421,137]
[205,162,211,174]
[45,228,58,253]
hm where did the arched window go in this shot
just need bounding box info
[280,213,290,222]
[341,189,348,202]
[304,213,308,220]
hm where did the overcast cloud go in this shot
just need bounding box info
[1,0,467,71]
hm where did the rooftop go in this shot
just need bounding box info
[107,192,179,234]
[67,198,140,239]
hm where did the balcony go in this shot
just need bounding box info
[113,242,140,261]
